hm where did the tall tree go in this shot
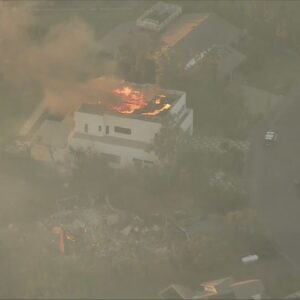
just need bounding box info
[116,31,156,83]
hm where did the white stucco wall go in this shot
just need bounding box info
[74,111,161,143]
[74,112,105,137]
[169,93,186,114]
[70,88,192,168]
[105,114,161,143]
[180,109,193,134]
[69,134,158,168]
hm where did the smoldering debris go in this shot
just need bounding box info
[41,203,177,259]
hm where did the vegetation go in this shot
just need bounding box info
[2,1,300,298]
[115,31,157,83]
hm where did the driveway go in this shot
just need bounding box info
[245,79,300,271]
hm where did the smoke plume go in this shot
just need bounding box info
[0,1,119,115]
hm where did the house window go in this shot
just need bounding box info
[106,126,109,135]
[84,123,88,133]
[114,126,132,135]
[100,152,120,163]
[98,125,102,132]
[144,160,154,165]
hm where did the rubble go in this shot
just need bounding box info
[41,203,179,261]
[106,213,120,227]
[121,225,132,236]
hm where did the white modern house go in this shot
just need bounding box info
[68,83,193,168]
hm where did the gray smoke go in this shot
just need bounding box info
[0,2,118,115]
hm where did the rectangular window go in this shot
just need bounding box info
[100,152,120,163]
[144,160,154,165]
[98,125,102,132]
[114,126,132,135]
[84,123,88,133]
[106,126,109,135]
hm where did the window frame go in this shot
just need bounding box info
[114,126,132,135]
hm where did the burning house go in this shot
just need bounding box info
[19,77,192,167]
[68,78,193,167]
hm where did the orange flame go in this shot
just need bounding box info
[112,87,171,116]
[66,233,76,242]
[142,103,171,116]
[114,86,148,114]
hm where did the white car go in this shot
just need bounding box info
[264,131,278,147]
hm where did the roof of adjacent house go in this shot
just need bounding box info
[159,284,199,299]
[227,83,283,115]
[231,279,264,299]
[97,10,245,78]
[159,13,243,54]
[159,277,264,299]
[201,277,235,289]
[158,13,245,77]
[216,46,246,79]
[32,117,74,148]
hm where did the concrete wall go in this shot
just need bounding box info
[169,92,186,120]
[180,109,193,135]
[74,112,105,137]
[74,111,162,143]
[70,90,192,168]
[105,114,161,143]
[69,135,158,168]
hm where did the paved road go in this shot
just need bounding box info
[245,80,300,271]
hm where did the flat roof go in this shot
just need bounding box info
[156,13,245,77]
[159,13,242,54]
[32,117,74,148]
[77,82,183,121]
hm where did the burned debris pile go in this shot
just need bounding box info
[42,203,182,260]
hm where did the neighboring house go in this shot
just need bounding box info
[68,81,193,168]
[30,117,74,163]
[159,277,265,299]
[227,83,283,116]
[97,1,182,56]
[97,1,247,80]
[156,12,247,80]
